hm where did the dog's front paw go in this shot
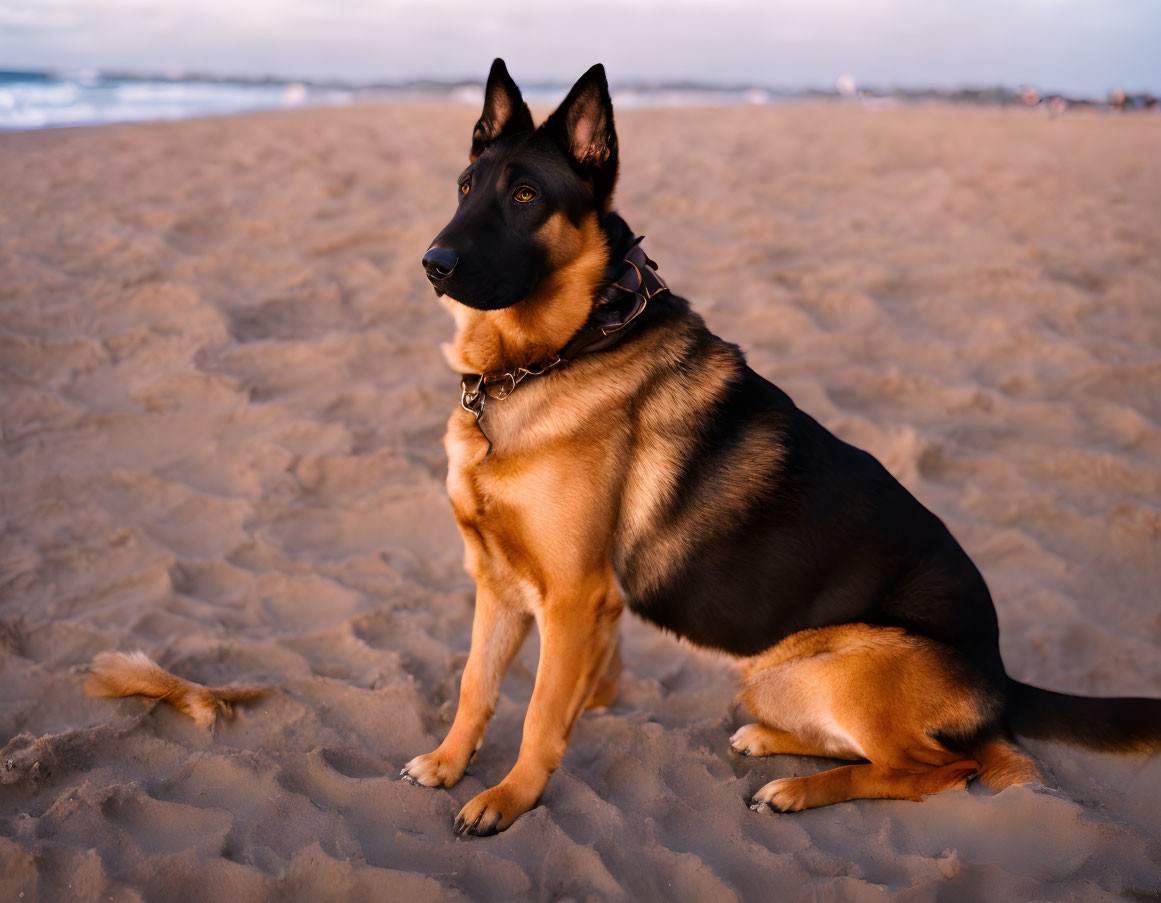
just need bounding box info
[400,746,469,788]
[750,777,807,813]
[453,784,531,837]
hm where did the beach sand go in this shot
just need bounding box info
[1,102,1159,901]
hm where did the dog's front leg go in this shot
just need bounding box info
[401,586,531,788]
[453,590,622,836]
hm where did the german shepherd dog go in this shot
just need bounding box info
[402,59,1161,836]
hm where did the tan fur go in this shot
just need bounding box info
[86,651,264,729]
[585,627,622,711]
[537,209,585,268]
[735,624,1040,810]
[752,761,981,812]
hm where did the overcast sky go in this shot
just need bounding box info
[2,0,1158,96]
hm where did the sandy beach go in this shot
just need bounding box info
[2,101,1160,900]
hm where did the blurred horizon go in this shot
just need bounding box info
[2,0,1160,98]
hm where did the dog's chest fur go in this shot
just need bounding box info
[442,363,629,612]
[440,308,769,628]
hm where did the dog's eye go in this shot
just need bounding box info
[513,186,537,203]
[459,181,470,196]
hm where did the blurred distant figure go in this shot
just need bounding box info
[1108,89,1127,111]
[836,73,857,97]
[1019,86,1039,105]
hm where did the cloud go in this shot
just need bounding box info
[0,0,87,31]
[0,0,1157,95]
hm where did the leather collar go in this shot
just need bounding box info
[460,237,668,424]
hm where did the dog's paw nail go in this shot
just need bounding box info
[473,812,502,836]
[749,800,769,812]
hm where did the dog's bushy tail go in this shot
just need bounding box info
[86,651,265,728]
[1007,679,1161,753]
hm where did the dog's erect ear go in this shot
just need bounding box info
[545,63,618,202]
[471,58,534,161]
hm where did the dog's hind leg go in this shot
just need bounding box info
[738,624,999,812]
[751,761,979,812]
[730,723,861,759]
[401,587,531,788]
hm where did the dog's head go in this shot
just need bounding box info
[422,59,618,311]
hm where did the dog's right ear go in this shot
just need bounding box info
[470,58,534,161]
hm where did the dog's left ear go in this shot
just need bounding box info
[545,63,619,204]
[471,58,534,161]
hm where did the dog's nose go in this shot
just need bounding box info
[422,247,458,281]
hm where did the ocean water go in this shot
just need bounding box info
[0,71,367,129]
[0,70,780,130]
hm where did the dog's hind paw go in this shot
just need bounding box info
[729,723,779,757]
[751,777,802,812]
